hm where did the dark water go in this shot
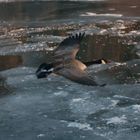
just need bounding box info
[0,0,140,70]
[0,1,140,140]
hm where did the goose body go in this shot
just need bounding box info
[36,33,106,86]
[36,33,139,86]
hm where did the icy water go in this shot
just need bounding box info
[0,0,140,140]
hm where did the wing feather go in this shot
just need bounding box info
[54,32,85,60]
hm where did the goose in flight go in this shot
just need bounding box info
[36,33,107,86]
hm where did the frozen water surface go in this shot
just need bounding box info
[0,0,140,140]
[0,65,140,140]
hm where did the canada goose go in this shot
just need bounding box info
[36,33,107,86]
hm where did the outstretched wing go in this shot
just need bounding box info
[52,33,104,86]
[54,33,85,61]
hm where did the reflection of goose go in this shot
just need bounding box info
[0,75,10,95]
[36,33,107,86]
[0,75,5,87]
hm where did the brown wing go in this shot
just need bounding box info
[53,33,85,66]
[55,60,98,86]
[52,33,99,86]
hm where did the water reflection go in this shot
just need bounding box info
[0,75,11,96]
[106,0,140,17]
[83,34,138,62]
[0,0,139,80]
[0,0,139,25]
[0,21,140,70]
[0,55,22,71]
[0,2,140,140]
[0,1,107,21]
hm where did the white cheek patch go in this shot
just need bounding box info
[48,68,54,72]
[41,69,47,72]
